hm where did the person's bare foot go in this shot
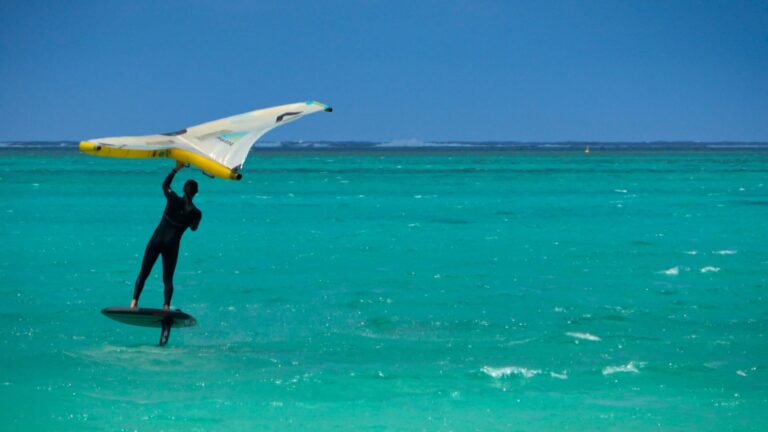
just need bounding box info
[130,299,138,309]
[162,304,170,311]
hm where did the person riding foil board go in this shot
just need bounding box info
[130,161,202,310]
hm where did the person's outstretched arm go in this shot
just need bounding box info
[163,160,185,198]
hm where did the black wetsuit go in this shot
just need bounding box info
[133,169,202,306]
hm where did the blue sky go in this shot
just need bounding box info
[1,0,766,142]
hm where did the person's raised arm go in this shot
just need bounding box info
[163,160,185,198]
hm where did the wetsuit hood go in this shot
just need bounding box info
[184,179,198,198]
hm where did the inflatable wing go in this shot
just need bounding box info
[80,101,332,180]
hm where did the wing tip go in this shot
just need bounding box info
[306,100,333,112]
[79,141,102,152]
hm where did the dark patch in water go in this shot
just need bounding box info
[365,315,396,331]
[735,200,768,206]
[430,219,469,224]
[624,335,663,342]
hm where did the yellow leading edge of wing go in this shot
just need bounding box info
[79,141,241,180]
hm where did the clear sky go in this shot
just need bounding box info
[1,0,767,142]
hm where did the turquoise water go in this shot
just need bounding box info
[1,148,767,431]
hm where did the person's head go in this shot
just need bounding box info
[183,179,198,199]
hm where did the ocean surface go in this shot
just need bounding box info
[1,145,767,431]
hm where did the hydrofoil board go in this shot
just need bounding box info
[102,307,196,345]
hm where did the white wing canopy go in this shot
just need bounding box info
[80,101,332,180]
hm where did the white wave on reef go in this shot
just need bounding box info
[602,361,645,376]
[700,266,720,273]
[713,250,737,255]
[482,366,570,380]
[482,366,541,379]
[376,139,474,148]
[566,332,601,341]
[377,139,428,148]
[255,141,282,148]
[659,266,680,276]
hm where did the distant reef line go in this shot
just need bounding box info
[2,140,768,150]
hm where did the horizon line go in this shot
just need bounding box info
[3,140,768,145]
